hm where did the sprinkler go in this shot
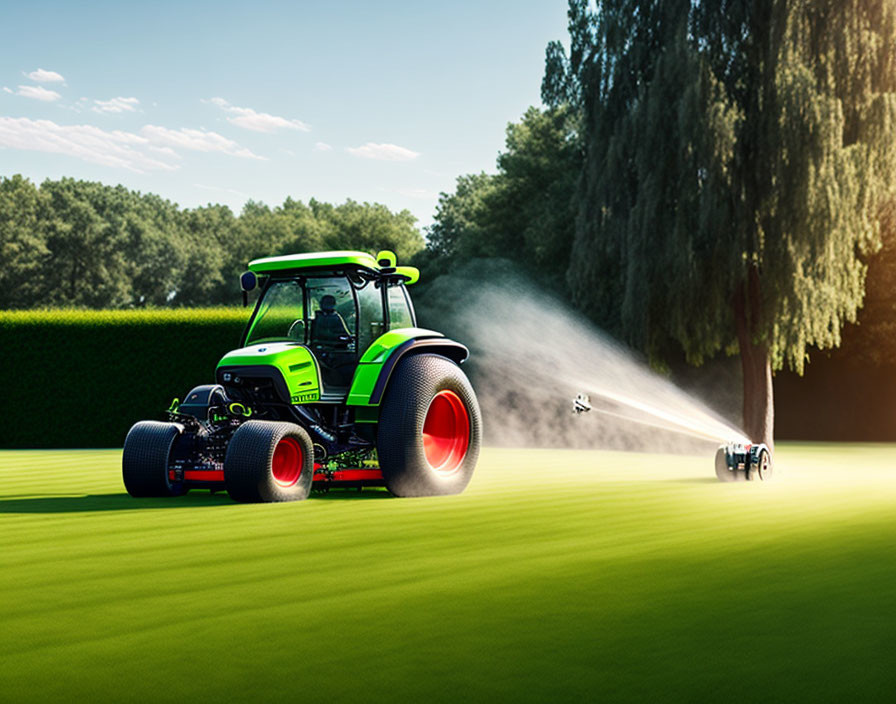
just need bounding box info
[715,442,773,482]
[572,393,592,414]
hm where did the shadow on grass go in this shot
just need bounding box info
[311,488,392,500]
[0,492,233,513]
[0,488,393,513]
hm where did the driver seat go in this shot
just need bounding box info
[310,294,354,389]
[310,294,351,346]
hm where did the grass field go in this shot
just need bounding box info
[2,444,896,703]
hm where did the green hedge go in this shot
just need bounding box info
[0,309,251,448]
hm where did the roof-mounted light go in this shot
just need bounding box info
[376,250,397,268]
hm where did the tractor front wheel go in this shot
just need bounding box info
[377,354,481,497]
[122,421,187,497]
[224,421,314,503]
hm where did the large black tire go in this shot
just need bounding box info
[377,354,482,497]
[714,446,744,483]
[122,421,186,497]
[224,421,314,503]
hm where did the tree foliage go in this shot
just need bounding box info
[0,175,48,309]
[563,0,896,373]
[0,176,424,309]
[548,0,896,444]
[426,105,582,283]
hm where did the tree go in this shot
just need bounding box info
[426,105,582,284]
[834,199,896,367]
[37,178,133,308]
[491,106,581,277]
[0,175,427,309]
[556,0,896,446]
[312,199,424,261]
[176,203,236,306]
[427,172,500,261]
[0,175,48,309]
[99,187,184,307]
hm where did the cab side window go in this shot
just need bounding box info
[356,280,385,353]
[387,284,414,330]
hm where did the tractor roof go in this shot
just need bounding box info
[248,250,379,273]
[247,250,419,284]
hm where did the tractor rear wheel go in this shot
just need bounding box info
[377,354,481,497]
[224,421,314,503]
[122,421,187,497]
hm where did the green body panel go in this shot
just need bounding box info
[347,327,443,406]
[249,251,379,274]
[216,342,321,404]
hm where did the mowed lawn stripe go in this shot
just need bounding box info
[2,445,896,702]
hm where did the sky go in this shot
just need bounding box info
[0,1,567,230]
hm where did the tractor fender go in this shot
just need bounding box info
[178,384,228,420]
[347,332,469,406]
[369,337,468,405]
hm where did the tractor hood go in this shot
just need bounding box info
[216,342,320,404]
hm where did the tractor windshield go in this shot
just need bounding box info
[244,280,305,345]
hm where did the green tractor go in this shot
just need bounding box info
[122,250,482,502]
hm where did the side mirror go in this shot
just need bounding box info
[240,271,257,307]
[240,271,258,292]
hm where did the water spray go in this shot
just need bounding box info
[421,261,775,478]
[571,389,772,481]
[573,386,749,445]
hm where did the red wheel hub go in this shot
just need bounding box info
[422,390,470,475]
[272,436,303,487]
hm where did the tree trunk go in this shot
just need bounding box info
[738,333,774,449]
[734,266,775,449]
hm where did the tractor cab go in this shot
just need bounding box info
[219,250,421,402]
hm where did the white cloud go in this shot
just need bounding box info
[207,97,310,133]
[93,96,140,113]
[25,68,65,83]
[2,87,12,94]
[346,142,420,161]
[314,141,332,152]
[0,116,176,172]
[16,85,62,102]
[140,124,264,159]
[147,145,180,159]
[0,118,265,171]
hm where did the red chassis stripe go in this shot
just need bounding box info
[167,469,226,482]
[186,470,225,482]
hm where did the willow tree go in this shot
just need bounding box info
[550,0,896,446]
